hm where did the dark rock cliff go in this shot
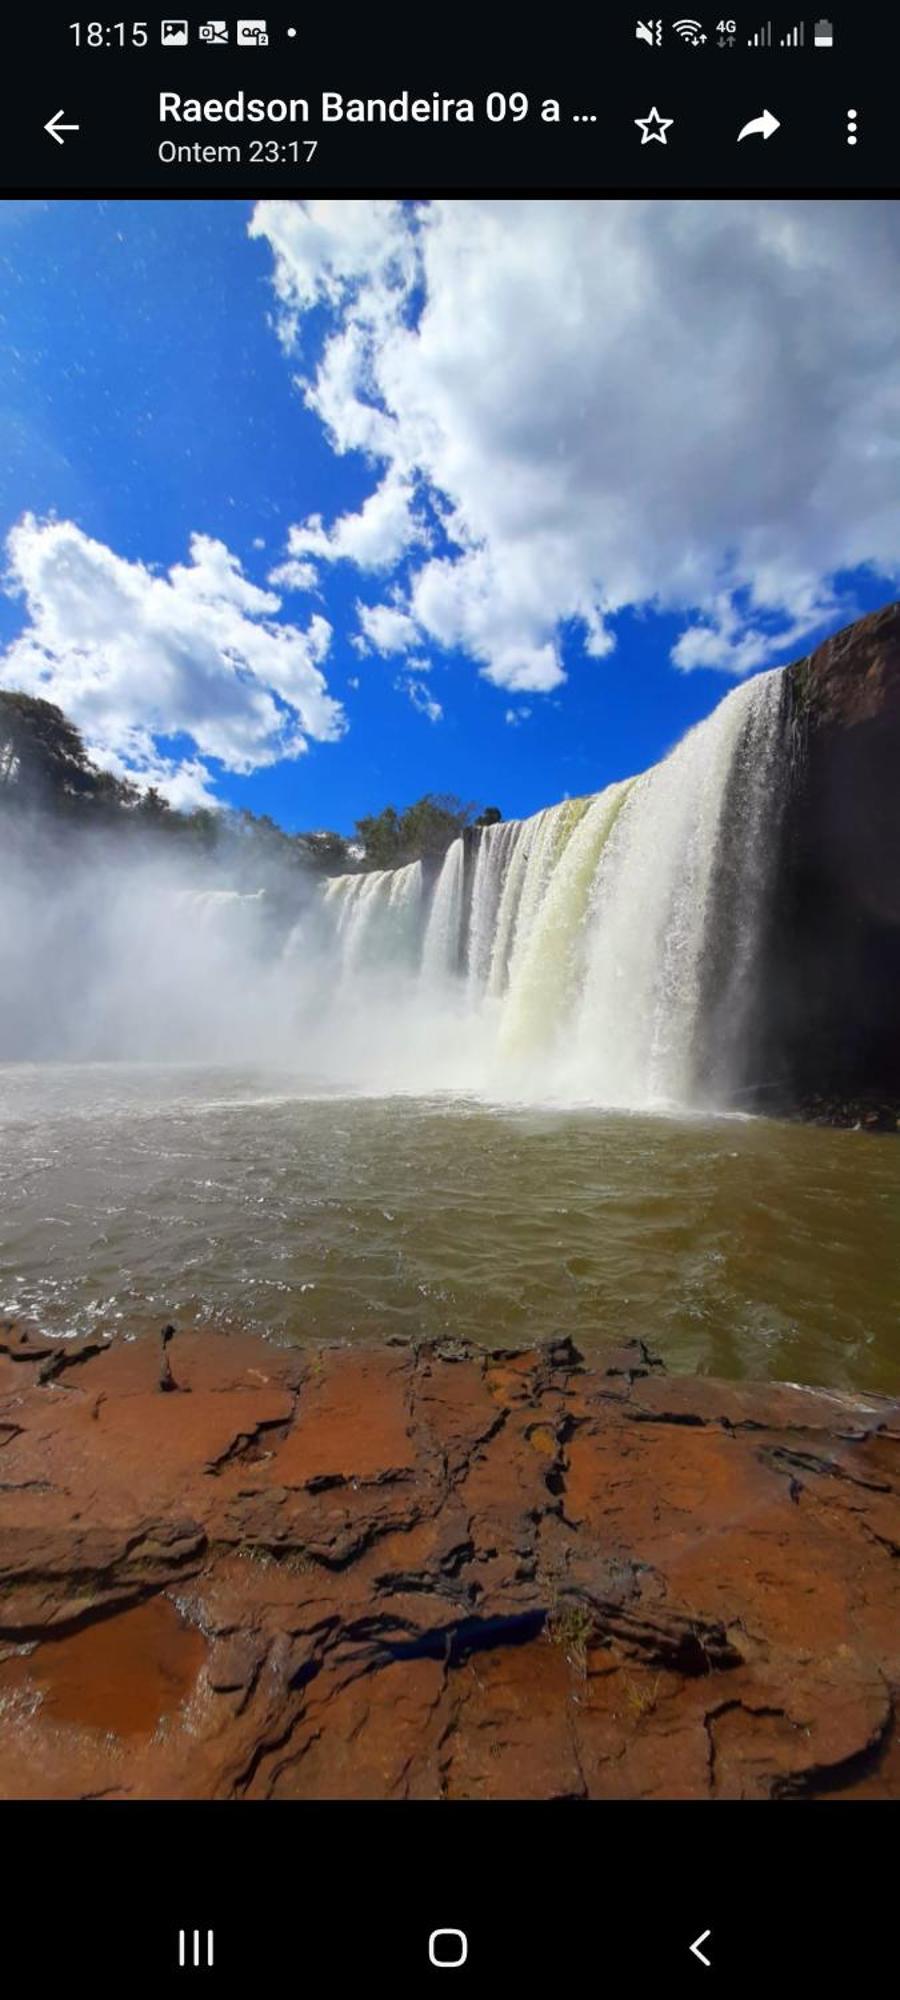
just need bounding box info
[754,601,900,1120]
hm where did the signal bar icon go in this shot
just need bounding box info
[779,20,805,44]
[747,19,772,45]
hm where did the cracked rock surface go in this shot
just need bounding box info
[1,1319,898,1800]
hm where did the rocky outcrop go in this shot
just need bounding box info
[754,601,900,1123]
[1,1319,898,1800]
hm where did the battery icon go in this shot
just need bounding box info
[814,17,834,44]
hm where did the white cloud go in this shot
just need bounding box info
[505,706,532,727]
[356,600,420,655]
[267,555,319,593]
[409,549,566,692]
[286,470,420,573]
[248,197,416,321]
[397,673,443,723]
[1,516,345,805]
[251,198,900,687]
[97,745,221,812]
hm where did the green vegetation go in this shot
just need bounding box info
[0,691,139,815]
[547,1598,596,1672]
[620,1671,663,1721]
[0,690,502,875]
[354,795,501,870]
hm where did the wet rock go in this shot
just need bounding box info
[206,1633,266,1695]
[0,1328,897,1800]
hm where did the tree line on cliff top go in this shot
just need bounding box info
[0,690,501,873]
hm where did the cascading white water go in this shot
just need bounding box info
[312,669,787,1109]
[689,668,789,1104]
[421,837,465,982]
[387,858,426,965]
[466,818,520,999]
[502,800,589,1000]
[497,782,632,1063]
[322,859,424,977]
[566,671,785,1106]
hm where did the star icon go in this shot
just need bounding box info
[635,106,674,145]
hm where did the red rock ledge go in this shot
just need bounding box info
[1,1320,898,1800]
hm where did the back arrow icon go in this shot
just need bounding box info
[737,109,780,142]
[690,1929,712,1968]
[45,110,80,145]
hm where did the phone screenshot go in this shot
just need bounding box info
[1,5,897,1985]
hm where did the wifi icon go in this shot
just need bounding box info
[673,18,708,43]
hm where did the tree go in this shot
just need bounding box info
[0,692,100,801]
[91,767,140,814]
[230,808,285,856]
[295,829,351,872]
[0,688,498,869]
[137,786,172,824]
[398,793,475,860]
[355,804,403,870]
[0,691,140,815]
[355,794,485,870]
[178,807,220,851]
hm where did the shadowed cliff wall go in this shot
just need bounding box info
[755,602,900,1113]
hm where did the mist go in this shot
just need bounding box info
[0,667,788,1112]
[0,807,487,1089]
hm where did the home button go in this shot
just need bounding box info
[429,1928,468,1968]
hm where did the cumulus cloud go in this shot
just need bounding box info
[251,198,900,689]
[267,555,319,594]
[285,470,421,573]
[356,600,420,655]
[1,516,345,805]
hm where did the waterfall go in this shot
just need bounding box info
[567,673,787,1107]
[497,783,632,1062]
[312,670,789,1110]
[486,816,539,997]
[421,838,465,982]
[466,818,520,998]
[323,860,424,976]
[387,858,426,967]
[691,669,789,1102]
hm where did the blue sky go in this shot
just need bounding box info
[1,199,897,834]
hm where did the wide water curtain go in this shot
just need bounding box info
[318,671,788,1110]
[323,861,424,979]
